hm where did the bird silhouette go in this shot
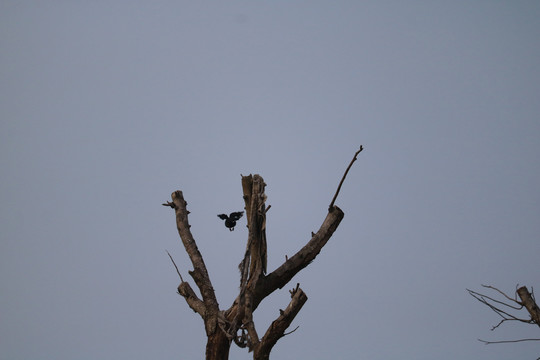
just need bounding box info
[217,211,244,231]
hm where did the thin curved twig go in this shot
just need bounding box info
[283,325,299,336]
[479,338,540,345]
[166,250,184,283]
[482,284,519,304]
[468,288,523,310]
[329,145,363,210]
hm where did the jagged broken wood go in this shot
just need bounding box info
[517,286,540,327]
[163,146,363,360]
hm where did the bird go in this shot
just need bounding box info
[217,211,244,231]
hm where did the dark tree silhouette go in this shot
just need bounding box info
[163,146,363,360]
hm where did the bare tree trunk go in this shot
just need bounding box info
[163,147,364,359]
[206,330,231,360]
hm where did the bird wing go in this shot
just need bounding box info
[217,214,229,220]
[229,211,244,221]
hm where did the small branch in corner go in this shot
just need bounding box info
[329,145,364,211]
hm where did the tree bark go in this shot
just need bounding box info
[164,145,363,359]
[253,285,308,360]
[165,191,231,359]
[468,284,540,344]
[517,286,540,328]
[256,206,344,306]
[165,180,346,359]
[206,329,231,360]
[165,181,346,359]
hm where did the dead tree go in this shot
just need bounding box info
[163,146,363,360]
[467,284,540,344]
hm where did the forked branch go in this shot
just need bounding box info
[164,147,364,360]
[163,191,220,336]
[468,284,540,344]
[254,284,308,360]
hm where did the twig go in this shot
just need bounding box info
[467,288,523,310]
[166,250,184,282]
[469,285,540,346]
[482,284,519,304]
[283,325,299,336]
[329,145,363,210]
[467,288,533,333]
[479,338,540,345]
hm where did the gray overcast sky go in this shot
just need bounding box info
[1,1,539,359]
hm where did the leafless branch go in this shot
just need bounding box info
[283,325,299,336]
[467,289,523,311]
[254,286,308,359]
[469,284,540,346]
[467,288,529,324]
[260,207,344,302]
[329,145,363,210]
[481,284,519,304]
[478,338,540,345]
[166,250,184,283]
[162,201,176,209]
[178,281,206,317]
[166,190,221,337]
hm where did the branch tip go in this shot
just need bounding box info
[329,145,364,210]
